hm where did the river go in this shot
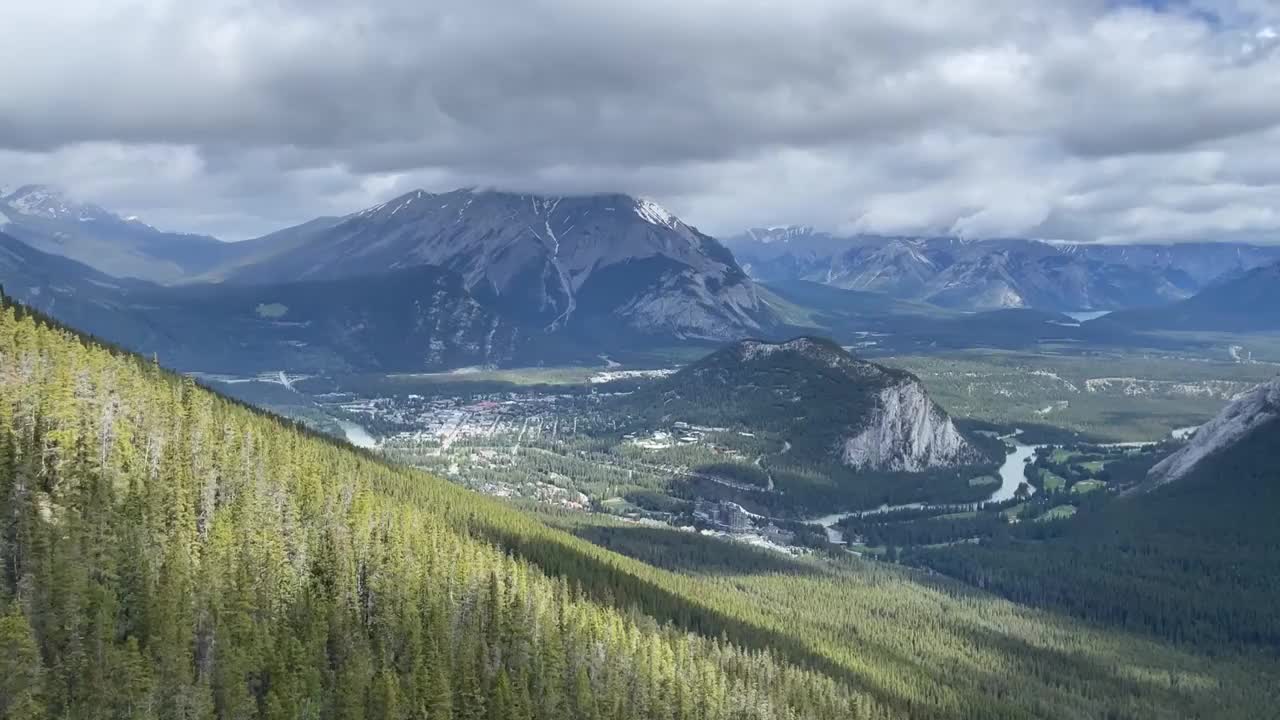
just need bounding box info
[336,419,379,449]
[809,441,1040,543]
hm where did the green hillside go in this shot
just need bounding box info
[913,414,1280,651]
[0,301,858,720]
[1,298,1277,719]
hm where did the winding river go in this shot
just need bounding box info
[810,441,1040,544]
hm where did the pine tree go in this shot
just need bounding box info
[0,602,46,719]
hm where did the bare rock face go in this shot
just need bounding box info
[841,380,977,472]
[650,337,983,474]
[1147,377,1280,488]
[225,189,777,342]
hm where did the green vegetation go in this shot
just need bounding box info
[0,302,862,720]
[913,426,1280,653]
[1038,470,1067,493]
[1036,505,1077,521]
[604,338,1003,514]
[880,350,1274,442]
[4,299,1279,719]
[539,512,1278,718]
[1049,448,1075,464]
[1071,480,1105,495]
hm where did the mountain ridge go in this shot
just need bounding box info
[725,227,1280,312]
[1146,376,1280,488]
[219,188,777,342]
[1100,260,1280,332]
[0,184,243,282]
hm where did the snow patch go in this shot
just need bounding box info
[634,198,678,228]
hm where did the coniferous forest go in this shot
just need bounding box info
[0,302,863,720]
[2,299,1279,719]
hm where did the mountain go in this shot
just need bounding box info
[225,189,775,342]
[629,337,982,472]
[127,266,542,372]
[0,229,552,372]
[725,227,852,282]
[0,295,866,720]
[1146,376,1280,488]
[920,373,1280,652]
[1100,260,1280,332]
[0,229,165,343]
[0,186,783,371]
[2,279,1274,718]
[0,184,244,282]
[724,229,1280,312]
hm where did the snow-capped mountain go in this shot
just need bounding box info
[633,336,983,472]
[4,184,117,222]
[227,189,777,342]
[724,231,1280,312]
[0,184,240,282]
[1147,377,1280,488]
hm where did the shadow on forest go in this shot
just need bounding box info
[570,524,821,577]
[474,522,1217,718]
[471,527,931,712]
[956,623,1211,709]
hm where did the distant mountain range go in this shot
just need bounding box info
[725,226,1280,312]
[1099,261,1280,332]
[5,185,1280,374]
[0,188,778,372]
[0,185,243,282]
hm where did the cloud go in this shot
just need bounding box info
[1,0,1280,242]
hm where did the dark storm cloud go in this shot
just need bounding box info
[2,0,1280,241]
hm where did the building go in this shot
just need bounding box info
[719,501,752,532]
[694,499,754,533]
[760,522,795,544]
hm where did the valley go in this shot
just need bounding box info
[5,188,1280,718]
[193,338,1270,568]
[11,6,1280,718]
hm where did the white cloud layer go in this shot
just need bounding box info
[2,0,1280,242]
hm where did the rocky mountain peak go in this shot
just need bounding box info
[672,337,981,473]
[3,184,114,223]
[1147,376,1280,488]
[742,225,820,244]
[733,337,865,371]
[228,187,772,342]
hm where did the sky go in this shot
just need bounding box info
[2,0,1280,243]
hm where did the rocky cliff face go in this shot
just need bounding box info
[641,337,983,474]
[1147,377,1280,488]
[841,380,977,472]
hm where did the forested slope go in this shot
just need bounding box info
[0,300,861,720]
[912,415,1280,651]
[1,297,1276,719]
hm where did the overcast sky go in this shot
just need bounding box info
[2,0,1280,243]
